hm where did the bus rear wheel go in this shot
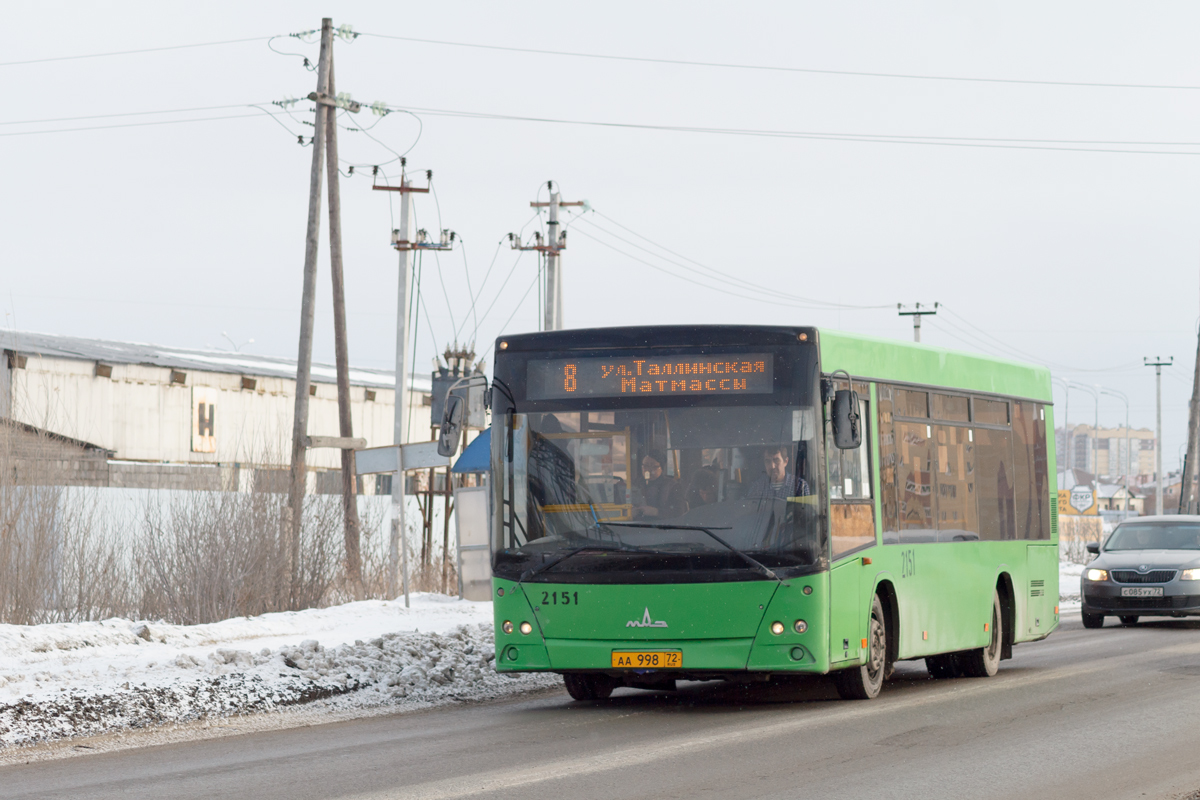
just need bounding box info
[959,590,1003,678]
[563,673,616,701]
[834,594,887,700]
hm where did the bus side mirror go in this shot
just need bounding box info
[437,394,465,457]
[1086,542,1100,555]
[832,388,861,449]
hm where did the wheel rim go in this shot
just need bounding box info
[866,611,885,684]
[986,601,1001,664]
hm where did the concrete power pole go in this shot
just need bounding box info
[1146,356,1174,515]
[897,302,939,343]
[513,182,585,331]
[1182,317,1200,515]
[323,47,363,598]
[286,19,333,598]
[373,164,454,607]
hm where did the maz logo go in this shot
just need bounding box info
[626,608,668,628]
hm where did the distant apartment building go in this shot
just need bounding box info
[1054,424,1155,479]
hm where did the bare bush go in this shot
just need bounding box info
[135,490,343,624]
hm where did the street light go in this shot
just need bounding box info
[1100,387,1130,516]
[1051,377,1071,474]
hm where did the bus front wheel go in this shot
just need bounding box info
[958,590,1003,678]
[834,594,887,700]
[563,673,616,701]
[1081,612,1104,629]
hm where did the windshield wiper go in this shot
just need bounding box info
[603,522,782,582]
[519,544,628,582]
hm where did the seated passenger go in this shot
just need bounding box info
[687,467,718,508]
[749,445,811,499]
[632,449,685,519]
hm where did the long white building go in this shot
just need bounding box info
[1,330,434,491]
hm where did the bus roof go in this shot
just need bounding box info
[818,328,1052,403]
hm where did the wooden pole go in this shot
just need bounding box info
[324,46,363,598]
[286,18,332,604]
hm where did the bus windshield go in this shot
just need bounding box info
[493,405,824,582]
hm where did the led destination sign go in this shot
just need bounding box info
[527,354,773,399]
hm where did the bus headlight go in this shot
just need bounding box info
[770,621,785,635]
[502,620,514,634]
[519,621,533,635]
[1182,569,1200,581]
[793,619,807,634]
[1085,568,1109,582]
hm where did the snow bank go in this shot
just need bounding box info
[0,595,557,749]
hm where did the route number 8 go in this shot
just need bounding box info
[564,363,577,392]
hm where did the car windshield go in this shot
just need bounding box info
[1106,523,1200,551]
[493,405,824,581]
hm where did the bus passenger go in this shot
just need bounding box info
[687,467,718,508]
[633,450,685,519]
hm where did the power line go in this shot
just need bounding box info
[359,31,1200,92]
[0,109,289,138]
[570,225,884,312]
[0,37,272,68]
[382,103,1200,156]
[582,210,884,309]
[0,104,264,126]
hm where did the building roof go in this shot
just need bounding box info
[1,329,431,392]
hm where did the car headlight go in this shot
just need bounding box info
[1181,569,1200,581]
[1085,568,1109,582]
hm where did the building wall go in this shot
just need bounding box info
[1056,424,1155,478]
[8,354,434,470]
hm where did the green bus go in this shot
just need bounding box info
[486,326,1058,700]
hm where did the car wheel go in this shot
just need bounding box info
[1119,615,1139,625]
[834,594,887,700]
[959,589,1003,678]
[563,674,616,701]
[1081,612,1105,629]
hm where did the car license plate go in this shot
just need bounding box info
[611,651,681,668]
[1121,587,1164,597]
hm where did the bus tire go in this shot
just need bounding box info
[1119,615,1139,625]
[1081,612,1105,629]
[834,594,886,700]
[925,654,961,679]
[959,590,1003,678]
[563,673,615,701]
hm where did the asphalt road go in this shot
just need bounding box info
[6,612,1200,800]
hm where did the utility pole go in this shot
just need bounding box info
[286,19,333,601]
[1182,315,1200,515]
[897,302,939,343]
[511,182,585,331]
[1146,356,1174,515]
[323,46,363,599]
[373,164,455,607]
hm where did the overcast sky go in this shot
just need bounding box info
[4,2,1199,470]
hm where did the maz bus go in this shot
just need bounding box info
[484,326,1058,700]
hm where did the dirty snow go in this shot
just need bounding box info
[0,594,557,750]
[1059,560,1084,609]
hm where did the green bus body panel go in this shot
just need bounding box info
[493,577,836,673]
[493,327,1059,676]
[818,329,1053,402]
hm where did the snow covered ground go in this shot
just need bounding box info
[0,594,557,750]
[0,564,1090,752]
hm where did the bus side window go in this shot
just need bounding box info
[828,387,875,559]
[877,385,899,543]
